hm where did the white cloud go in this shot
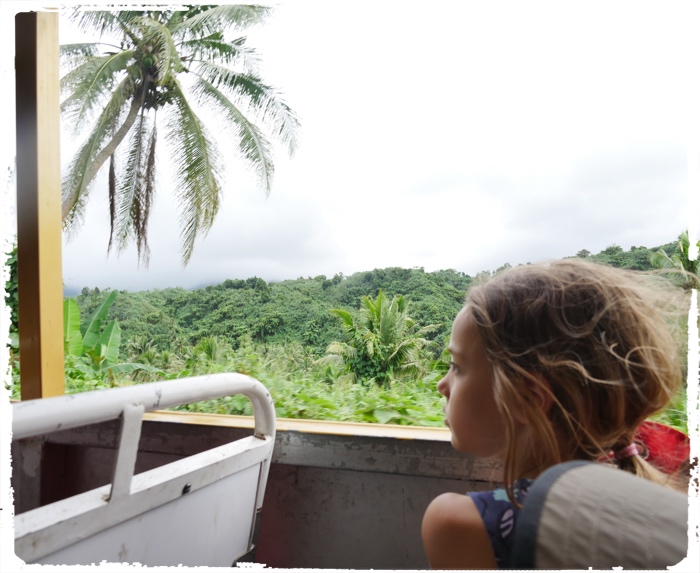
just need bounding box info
[4,0,697,291]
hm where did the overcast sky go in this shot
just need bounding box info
[3,0,699,293]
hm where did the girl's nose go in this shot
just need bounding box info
[436,374,448,397]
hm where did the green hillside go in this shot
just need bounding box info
[72,239,676,356]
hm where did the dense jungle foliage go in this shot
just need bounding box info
[61,240,680,354]
[4,238,691,431]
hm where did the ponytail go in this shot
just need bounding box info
[611,439,688,491]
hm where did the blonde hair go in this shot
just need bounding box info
[465,259,684,499]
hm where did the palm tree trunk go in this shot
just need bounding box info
[61,93,144,221]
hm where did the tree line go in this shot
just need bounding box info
[4,236,687,359]
[70,238,679,359]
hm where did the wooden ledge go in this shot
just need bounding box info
[144,410,452,442]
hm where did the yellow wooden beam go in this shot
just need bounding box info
[144,410,453,441]
[15,12,64,399]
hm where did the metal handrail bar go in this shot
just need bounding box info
[12,373,275,441]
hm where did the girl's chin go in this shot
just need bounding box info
[450,439,472,454]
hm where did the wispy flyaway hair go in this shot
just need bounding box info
[466,259,684,499]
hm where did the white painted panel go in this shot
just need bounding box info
[14,376,276,566]
[37,464,260,567]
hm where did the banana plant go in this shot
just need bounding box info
[650,230,700,291]
[64,291,162,379]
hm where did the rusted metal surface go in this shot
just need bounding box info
[256,463,494,569]
[271,428,502,482]
[11,438,44,515]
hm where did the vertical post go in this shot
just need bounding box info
[15,12,64,400]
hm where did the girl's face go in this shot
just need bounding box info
[437,307,507,458]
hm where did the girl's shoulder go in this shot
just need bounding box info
[421,492,498,569]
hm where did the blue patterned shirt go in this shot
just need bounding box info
[467,479,532,568]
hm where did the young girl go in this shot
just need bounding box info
[421,259,687,569]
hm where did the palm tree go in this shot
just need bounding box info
[650,230,700,291]
[61,5,299,264]
[323,290,439,386]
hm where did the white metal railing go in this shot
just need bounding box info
[13,373,275,440]
[13,373,276,567]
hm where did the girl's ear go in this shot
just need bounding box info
[512,373,553,426]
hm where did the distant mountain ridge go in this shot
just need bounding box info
[69,239,678,356]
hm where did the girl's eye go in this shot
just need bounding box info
[448,361,457,372]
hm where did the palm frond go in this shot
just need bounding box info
[329,308,356,331]
[396,361,424,379]
[108,154,116,249]
[192,76,274,193]
[180,35,260,70]
[362,291,385,327]
[62,77,135,230]
[650,243,700,289]
[112,112,146,249]
[68,9,141,44]
[194,60,300,155]
[314,354,344,368]
[171,5,270,39]
[61,50,134,134]
[365,337,377,359]
[415,323,441,337]
[111,110,156,266]
[675,230,699,275]
[650,249,677,271]
[163,9,187,30]
[325,342,357,362]
[60,42,101,69]
[192,60,263,98]
[379,306,398,344]
[393,295,408,314]
[388,342,412,365]
[62,147,98,232]
[138,121,158,265]
[164,79,222,265]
